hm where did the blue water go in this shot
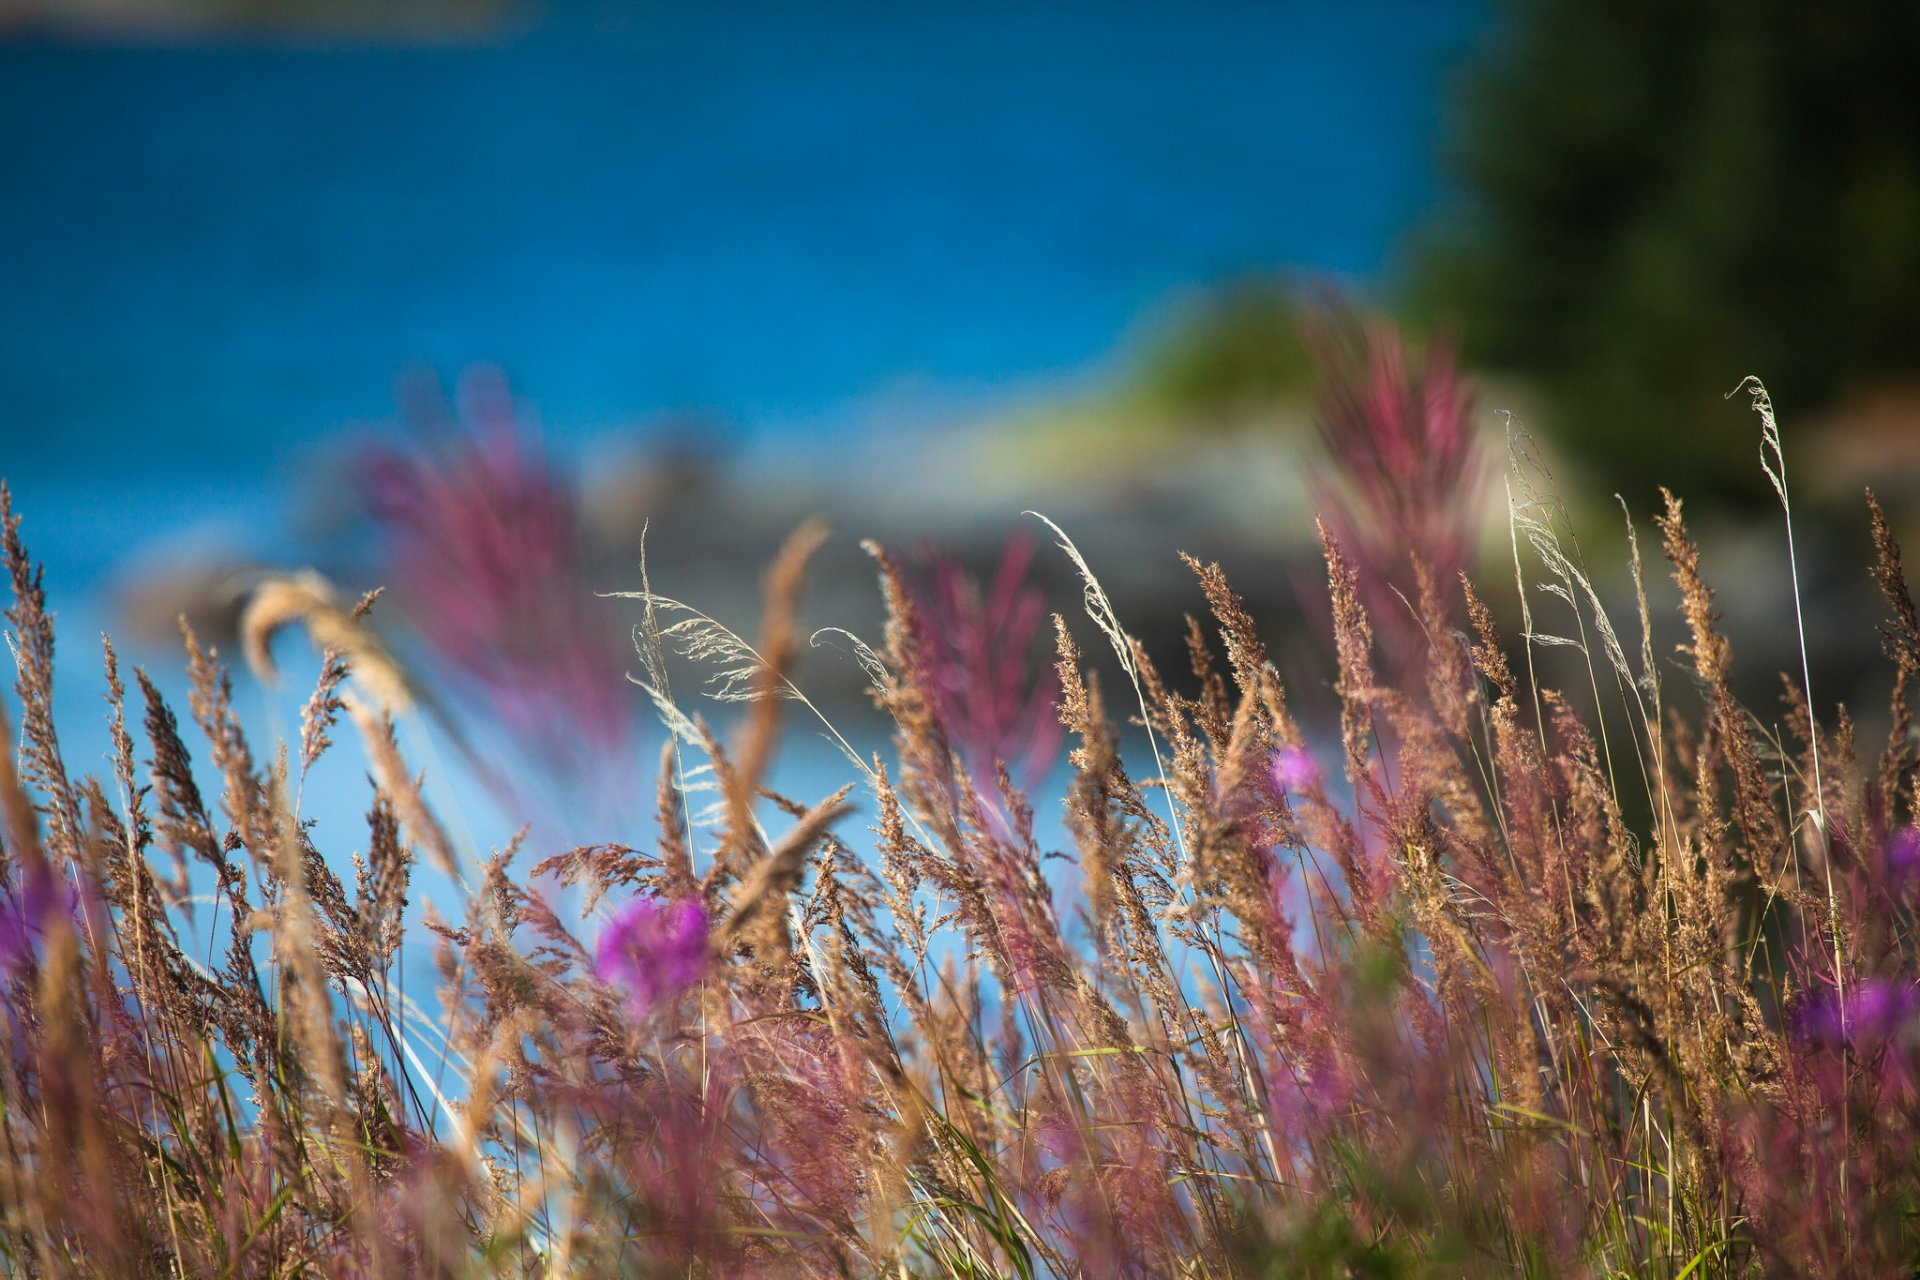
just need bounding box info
[0,0,1493,830]
[2,0,1491,831]
[2,3,1486,566]
[0,0,1493,833]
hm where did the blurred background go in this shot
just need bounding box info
[3,0,1918,854]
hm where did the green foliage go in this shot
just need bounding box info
[1423,0,1920,505]
[1127,280,1318,425]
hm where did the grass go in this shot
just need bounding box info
[0,361,1916,1278]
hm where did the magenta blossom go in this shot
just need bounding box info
[1795,977,1920,1052]
[1303,306,1482,672]
[0,865,76,974]
[906,532,1063,794]
[1270,745,1321,795]
[595,896,710,1020]
[1885,825,1920,892]
[357,366,634,808]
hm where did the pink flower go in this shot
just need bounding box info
[1885,825,1920,892]
[595,896,710,1020]
[906,532,1063,793]
[1270,745,1321,795]
[1795,977,1919,1052]
[1303,306,1482,670]
[357,366,634,798]
[0,863,75,974]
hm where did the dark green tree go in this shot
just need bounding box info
[1422,0,1920,506]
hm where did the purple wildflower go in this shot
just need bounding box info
[1266,1031,1356,1138]
[1270,744,1321,795]
[1795,977,1920,1051]
[357,366,633,800]
[0,864,75,974]
[907,532,1063,794]
[595,895,710,1020]
[1885,825,1920,893]
[1303,306,1482,671]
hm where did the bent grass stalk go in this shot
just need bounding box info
[0,375,1916,1277]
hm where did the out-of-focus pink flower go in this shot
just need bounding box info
[1265,1045,1357,1155]
[356,366,632,796]
[595,896,709,1020]
[907,532,1062,793]
[1270,745,1320,795]
[1303,308,1481,669]
[0,863,75,973]
[1795,977,1920,1052]
[1884,825,1920,892]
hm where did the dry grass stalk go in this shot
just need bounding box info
[2,400,1918,1277]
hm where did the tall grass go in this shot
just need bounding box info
[1,373,1916,1277]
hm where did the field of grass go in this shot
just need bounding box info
[1,337,1916,1277]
